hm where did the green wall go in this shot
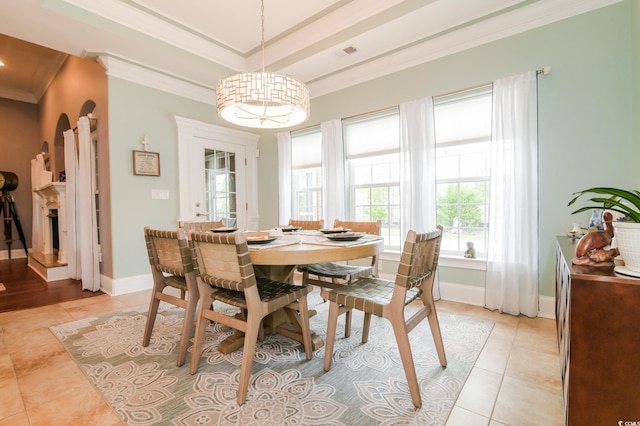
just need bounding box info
[256,2,636,297]
[106,2,637,299]
[106,79,250,278]
[634,0,640,143]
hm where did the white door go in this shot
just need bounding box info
[176,117,260,230]
[190,141,246,226]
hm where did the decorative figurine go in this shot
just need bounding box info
[464,241,476,259]
[139,134,150,151]
[572,211,619,267]
[588,209,604,231]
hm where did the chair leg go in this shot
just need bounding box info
[142,291,162,347]
[237,313,262,405]
[389,313,421,408]
[176,292,198,367]
[344,309,352,338]
[323,301,340,371]
[421,293,447,366]
[189,292,215,375]
[362,312,372,343]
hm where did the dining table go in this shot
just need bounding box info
[215,230,385,354]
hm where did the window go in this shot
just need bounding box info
[282,87,492,259]
[291,129,322,220]
[344,110,401,250]
[434,87,492,257]
[204,149,237,222]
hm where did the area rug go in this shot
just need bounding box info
[50,290,493,425]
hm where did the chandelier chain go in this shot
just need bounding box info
[260,0,265,73]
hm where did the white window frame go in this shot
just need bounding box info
[434,87,492,259]
[290,128,323,221]
[344,109,401,251]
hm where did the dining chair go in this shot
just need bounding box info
[288,218,324,230]
[323,226,446,408]
[179,220,225,232]
[297,219,381,337]
[143,227,200,367]
[188,230,314,405]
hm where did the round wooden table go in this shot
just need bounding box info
[216,233,384,354]
[249,233,384,282]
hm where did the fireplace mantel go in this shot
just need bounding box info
[29,182,68,281]
[35,182,66,208]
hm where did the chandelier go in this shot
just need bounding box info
[216,0,310,129]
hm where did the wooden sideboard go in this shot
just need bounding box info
[556,236,640,425]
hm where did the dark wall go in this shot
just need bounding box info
[0,97,39,257]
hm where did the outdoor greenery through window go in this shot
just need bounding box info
[344,110,401,251]
[291,130,322,221]
[434,87,492,257]
[288,87,492,258]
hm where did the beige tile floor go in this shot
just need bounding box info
[0,289,563,425]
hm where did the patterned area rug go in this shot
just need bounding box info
[51,290,493,425]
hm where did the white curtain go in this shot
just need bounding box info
[277,131,292,226]
[30,158,43,254]
[399,97,440,298]
[74,116,101,291]
[63,128,80,279]
[77,116,100,291]
[321,119,345,224]
[485,71,539,317]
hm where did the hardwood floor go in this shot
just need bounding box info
[0,258,103,312]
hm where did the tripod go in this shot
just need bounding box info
[1,191,28,259]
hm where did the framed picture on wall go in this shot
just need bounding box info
[133,150,160,176]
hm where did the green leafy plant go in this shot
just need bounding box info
[436,184,483,227]
[568,187,640,223]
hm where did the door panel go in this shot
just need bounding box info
[176,117,260,231]
[188,140,246,228]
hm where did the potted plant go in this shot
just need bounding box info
[568,187,640,273]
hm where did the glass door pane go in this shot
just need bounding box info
[204,149,237,226]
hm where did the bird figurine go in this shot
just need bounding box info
[572,211,619,266]
[575,211,614,257]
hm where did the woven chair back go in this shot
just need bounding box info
[395,226,442,290]
[333,219,381,235]
[180,220,225,232]
[288,219,324,230]
[145,228,192,276]
[188,231,257,292]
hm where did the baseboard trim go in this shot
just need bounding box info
[0,250,28,261]
[439,281,556,319]
[97,273,555,318]
[100,273,153,296]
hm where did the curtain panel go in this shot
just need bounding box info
[276,131,292,226]
[62,116,100,291]
[485,71,539,317]
[63,128,79,279]
[321,119,345,223]
[399,97,440,298]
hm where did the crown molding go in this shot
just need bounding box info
[97,54,215,105]
[60,0,244,70]
[0,86,39,104]
[308,0,623,97]
[78,0,621,103]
